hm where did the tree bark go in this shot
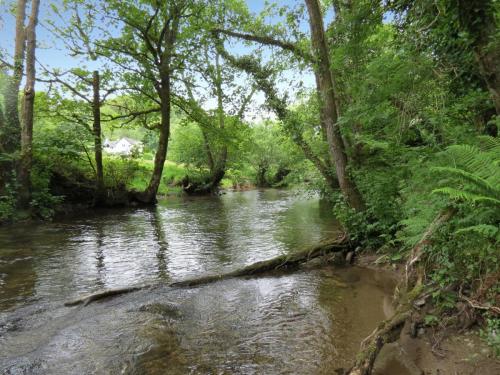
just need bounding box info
[305,0,365,211]
[2,0,27,155]
[142,79,171,203]
[18,0,40,208]
[210,51,228,190]
[92,70,105,205]
[138,7,180,204]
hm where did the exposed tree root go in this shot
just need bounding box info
[346,307,412,375]
[405,207,456,285]
[346,208,458,375]
[63,236,349,306]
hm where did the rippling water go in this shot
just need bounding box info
[0,189,395,374]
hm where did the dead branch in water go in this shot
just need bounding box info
[171,236,348,287]
[64,236,349,306]
[64,286,146,306]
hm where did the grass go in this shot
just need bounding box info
[102,155,257,195]
[103,156,188,195]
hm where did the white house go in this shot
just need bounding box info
[103,137,143,156]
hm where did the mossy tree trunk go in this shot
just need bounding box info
[92,70,105,205]
[304,0,365,212]
[18,0,40,208]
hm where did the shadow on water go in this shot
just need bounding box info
[0,189,396,374]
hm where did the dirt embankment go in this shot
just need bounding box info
[356,254,500,375]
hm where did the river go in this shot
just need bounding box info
[0,189,395,374]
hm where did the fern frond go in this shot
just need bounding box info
[444,145,499,181]
[477,135,500,154]
[455,224,499,240]
[431,166,500,199]
[432,187,500,206]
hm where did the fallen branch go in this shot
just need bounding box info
[64,286,146,307]
[459,288,500,315]
[170,236,348,287]
[64,236,349,306]
[346,208,457,374]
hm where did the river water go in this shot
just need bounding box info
[0,190,395,374]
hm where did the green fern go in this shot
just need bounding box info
[431,137,500,207]
[455,224,499,241]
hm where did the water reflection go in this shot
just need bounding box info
[0,190,395,374]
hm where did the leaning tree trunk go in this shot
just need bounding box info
[212,39,339,191]
[305,0,365,211]
[347,208,456,375]
[92,70,105,205]
[18,0,40,208]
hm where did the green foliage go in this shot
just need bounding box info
[432,139,500,206]
[103,156,141,190]
[396,138,500,314]
[0,172,19,222]
[481,315,500,357]
[168,122,207,168]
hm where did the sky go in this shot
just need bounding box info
[0,0,318,120]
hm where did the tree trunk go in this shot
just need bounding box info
[64,236,349,306]
[1,0,27,196]
[137,8,180,204]
[2,0,27,154]
[18,0,40,208]
[477,49,500,115]
[305,0,365,211]
[256,164,268,187]
[142,78,171,203]
[92,70,105,205]
[201,128,215,172]
[210,51,228,190]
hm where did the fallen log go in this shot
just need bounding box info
[64,286,147,307]
[64,236,349,306]
[170,236,349,287]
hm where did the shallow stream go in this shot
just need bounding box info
[0,190,395,374]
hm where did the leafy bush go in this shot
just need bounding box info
[104,156,142,190]
[0,173,19,222]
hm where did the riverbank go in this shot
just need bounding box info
[354,254,500,375]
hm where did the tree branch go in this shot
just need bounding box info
[213,28,313,62]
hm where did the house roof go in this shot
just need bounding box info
[121,137,142,145]
[104,137,142,147]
